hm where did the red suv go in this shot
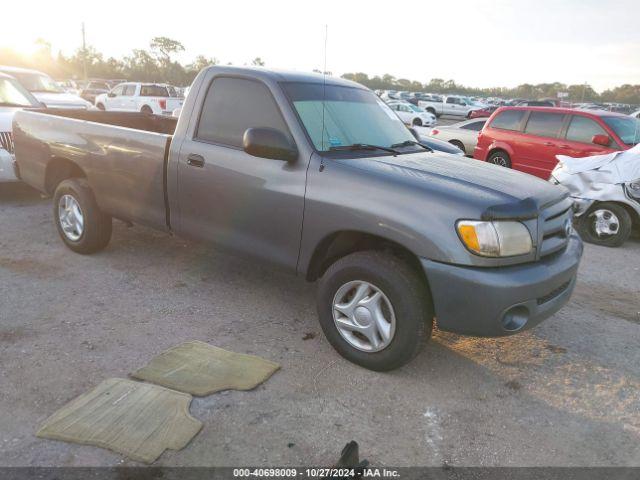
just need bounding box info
[473,107,638,179]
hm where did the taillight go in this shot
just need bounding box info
[431,129,439,135]
[159,99,167,110]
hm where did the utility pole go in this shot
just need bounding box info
[81,22,88,81]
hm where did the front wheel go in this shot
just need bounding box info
[53,178,112,254]
[412,118,423,127]
[317,251,433,371]
[576,202,632,247]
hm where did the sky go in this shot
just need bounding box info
[4,0,639,91]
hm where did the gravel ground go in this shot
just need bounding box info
[0,183,639,467]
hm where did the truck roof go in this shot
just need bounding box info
[204,66,366,89]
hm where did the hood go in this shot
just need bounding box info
[32,92,89,109]
[339,150,565,214]
[0,107,21,131]
[553,144,640,207]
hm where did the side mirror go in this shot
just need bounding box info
[592,134,610,146]
[107,92,116,98]
[243,127,297,162]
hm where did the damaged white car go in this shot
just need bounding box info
[551,143,640,247]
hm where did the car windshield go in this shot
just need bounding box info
[603,116,640,146]
[0,77,41,107]
[14,72,64,93]
[408,104,423,112]
[283,82,415,154]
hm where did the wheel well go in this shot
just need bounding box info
[487,147,509,159]
[45,157,86,194]
[306,231,426,281]
[426,107,436,114]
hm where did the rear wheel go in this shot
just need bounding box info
[53,178,112,254]
[141,105,153,115]
[487,150,512,168]
[576,202,631,247]
[449,140,466,154]
[96,103,105,111]
[317,251,433,371]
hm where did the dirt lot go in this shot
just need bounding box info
[1,182,639,467]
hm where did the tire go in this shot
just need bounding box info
[487,150,512,168]
[317,250,433,371]
[53,178,112,254]
[141,105,153,115]
[412,118,423,127]
[576,202,632,248]
[426,108,436,116]
[96,103,105,111]
[449,140,466,154]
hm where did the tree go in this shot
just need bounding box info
[150,37,185,63]
[251,57,265,66]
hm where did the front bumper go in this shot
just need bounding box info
[420,234,583,337]
[0,149,19,182]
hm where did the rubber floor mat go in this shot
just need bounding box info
[131,340,280,396]
[37,378,202,463]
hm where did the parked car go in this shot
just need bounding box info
[630,109,640,119]
[0,72,42,182]
[468,106,498,119]
[387,101,437,127]
[474,106,640,179]
[551,144,640,247]
[415,134,465,155]
[95,82,184,115]
[79,80,111,104]
[13,66,582,371]
[418,95,483,118]
[0,66,92,109]
[428,118,487,156]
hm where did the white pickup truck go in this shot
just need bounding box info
[418,95,483,118]
[95,83,184,115]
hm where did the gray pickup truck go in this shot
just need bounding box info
[13,66,583,371]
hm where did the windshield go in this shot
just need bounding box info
[603,116,640,146]
[283,82,415,153]
[408,104,423,112]
[14,72,64,93]
[0,77,41,107]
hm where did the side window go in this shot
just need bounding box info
[123,85,136,96]
[196,77,290,148]
[490,110,526,131]
[565,116,607,144]
[446,97,456,104]
[461,120,485,131]
[524,112,565,138]
[111,85,124,96]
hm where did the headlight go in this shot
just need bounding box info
[626,180,640,199]
[457,220,533,257]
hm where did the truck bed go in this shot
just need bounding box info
[13,109,176,231]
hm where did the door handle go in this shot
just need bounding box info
[543,142,555,147]
[187,153,205,167]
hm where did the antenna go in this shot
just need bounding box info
[321,24,328,152]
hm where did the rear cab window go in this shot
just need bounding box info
[524,112,565,138]
[140,85,169,97]
[489,110,526,131]
[196,76,291,148]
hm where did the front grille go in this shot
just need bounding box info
[538,196,573,258]
[537,280,571,305]
[0,131,14,154]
